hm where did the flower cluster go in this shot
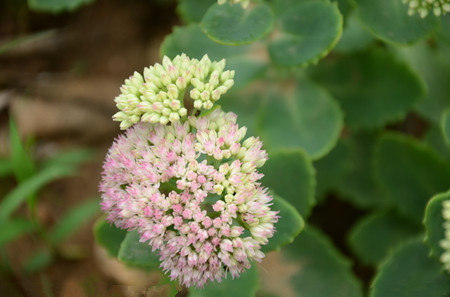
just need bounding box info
[113,54,235,129]
[403,0,450,18]
[100,109,278,287]
[218,0,250,9]
[440,199,450,273]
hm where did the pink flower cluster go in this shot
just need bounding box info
[100,109,278,287]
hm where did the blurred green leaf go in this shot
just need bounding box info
[370,239,450,297]
[311,49,424,130]
[259,227,363,297]
[23,248,53,273]
[334,133,386,209]
[47,199,99,245]
[262,195,304,253]
[424,124,450,163]
[42,149,93,170]
[268,0,342,66]
[334,13,374,53]
[348,211,421,266]
[0,166,74,225]
[28,0,93,13]
[9,118,35,182]
[261,149,316,218]
[93,218,127,258]
[189,264,259,297]
[314,137,354,201]
[424,191,450,259]
[177,0,216,23]
[355,0,437,44]
[0,218,36,246]
[118,230,160,269]
[160,24,267,89]
[201,2,274,45]
[442,109,450,145]
[258,79,343,160]
[374,132,450,223]
[0,158,12,178]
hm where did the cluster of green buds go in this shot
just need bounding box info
[113,54,235,129]
[403,0,450,18]
[441,200,450,273]
[218,0,251,9]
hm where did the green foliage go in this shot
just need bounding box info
[9,118,36,182]
[93,218,128,258]
[370,239,450,297]
[424,191,450,258]
[442,109,450,145]
[348,212,422,266]
[27,0,94,13]
[0,218,36,247]
[177,0,216,23]
[201,2,274,45]
[260,227,363,297]
[355,0,438,44]
[260,150,316,218]
[189,265,259,297]
[268,0,343,66]
[374,133,450,222]
[117,230,160,269]
[258,79,343,159]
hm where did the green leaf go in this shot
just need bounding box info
[258,79,343,160]
[314,137,354,201]
[177,0,216,23]
[0,166,74,225]
[334,13,374,53]
[9,118,35,182]
[160,24,267,89]
[259,227,363,297]
[118,230,160,269]
[442,108,450,145]
[348,212,422,266]
[42,148,93,170]
[47,199,99,245]
[268,0,343,66]
[311,49,424,130]
[27,0,93,13]
[260,150,316,218]
[93,218,128,258]
[262,195,304,253]
[424,190,450,259]
[189,264,259,297]
[201,2,274,45]
[334,133,386,209]
[355,0,438,45]
[0,158,12,178]
[370,239,450,297]
[374,132,450,223]
[0,218,36,246]
[23,248,53,273]
[424,124,450,163]
[392,41,450,124]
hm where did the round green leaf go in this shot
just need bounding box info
[177,0,216,23]
[258,79,343,160]
[160,24,267,89]
[442,109,450,145]
[311,49,424,130]
[334,133,386,209]
[348,212,422,266]
[201,2,274,45]
[189,264,259,297]
[374,132,450,223]
[118,230,160,269]
[260,149,316,218]
[268,0,343,66]
[334,13,374,53]
[355,0,438,45]
[424,124,450,163]
[262,195,304,253]
[259,227,363,297]
[370,239,450,297]
[28,0,93,13]
[93,218,127,258]
[424,190,450,259]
